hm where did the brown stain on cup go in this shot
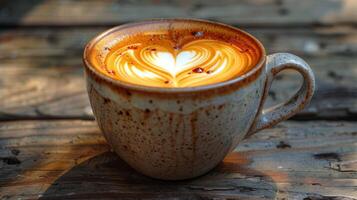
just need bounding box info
[190,112,199,174]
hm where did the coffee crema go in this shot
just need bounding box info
[90,22,261,88]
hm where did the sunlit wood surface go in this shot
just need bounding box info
[0,0,356,199]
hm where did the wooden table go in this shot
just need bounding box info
[0,0,356,199]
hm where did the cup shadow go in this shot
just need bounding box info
[39,151,277,200]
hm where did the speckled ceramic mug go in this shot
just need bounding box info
[83,19,315,180]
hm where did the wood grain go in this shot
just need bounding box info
[0,28,357,120]
[1,56,357,121]
[0,27,356,120]
[1,27,357,58]
[0,120,356,199]
[0,0,357,26]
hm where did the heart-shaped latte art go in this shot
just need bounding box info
[103,39,255,87]
[142,50,198,77]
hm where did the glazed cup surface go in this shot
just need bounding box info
[83,19,315,180]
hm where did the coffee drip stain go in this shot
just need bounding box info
[168,113,180,172]
[190,112,198,173]
[143,108,151,120]
[180,117,190,162]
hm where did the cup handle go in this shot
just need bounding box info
[245,53,315,138]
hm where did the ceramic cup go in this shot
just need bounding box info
[83,19,315,180]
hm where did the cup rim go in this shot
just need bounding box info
[83,18,266,93]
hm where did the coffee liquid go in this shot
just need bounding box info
[90,20,262,87]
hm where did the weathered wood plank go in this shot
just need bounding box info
[1,55,357,120]
[0,120,356,199]
[0,27,357,120]
[1,26,357,58]
[0,57,91,120]
[0,0,357,26]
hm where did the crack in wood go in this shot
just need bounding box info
[0,156,21,165]
[313,153,341,161]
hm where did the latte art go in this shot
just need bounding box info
[90,23,262,88]
[103,39,253,87]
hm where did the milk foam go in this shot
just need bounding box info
[150,51,197,76]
